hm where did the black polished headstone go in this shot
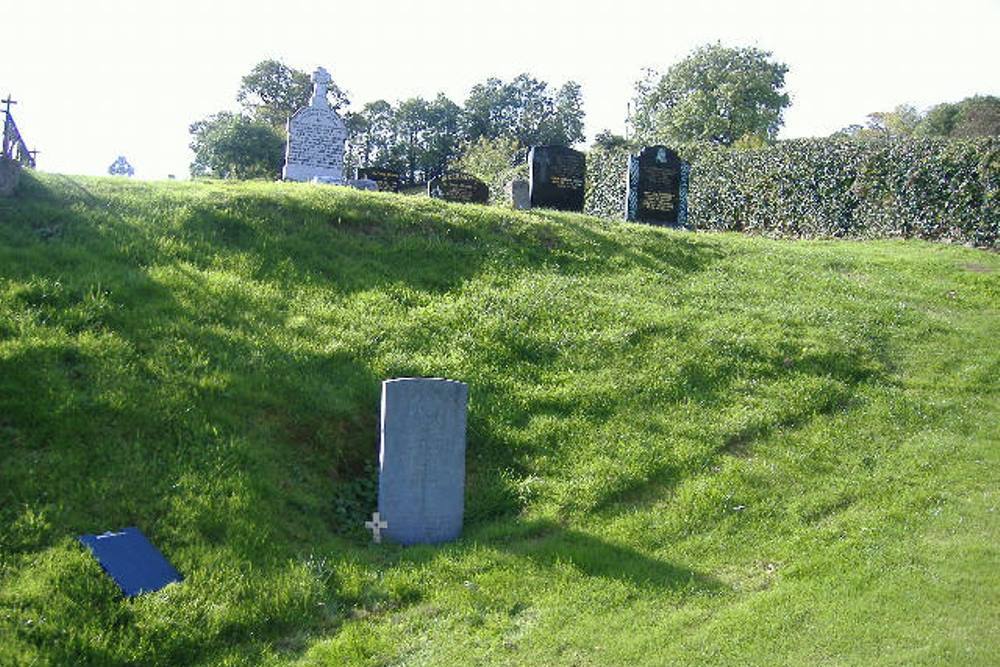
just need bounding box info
[626,146,689,226]
[528,145,585,212]
[356,167,401,193]
[427,172,489,204]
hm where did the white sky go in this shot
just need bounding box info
[2,0,998,179]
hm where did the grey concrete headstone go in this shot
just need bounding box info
[0,158,20,197]
[377,378,468,545]
[507,179,530,210]
[283,67,347,184]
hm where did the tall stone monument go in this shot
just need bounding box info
[376,378,468,545]
[282,67,347,183]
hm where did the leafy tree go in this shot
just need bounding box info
[237,59,349,128]
[591,130,631,151]
[344,100,400,174]
[189,112,284,179]
[918,96,1000,138]
[420,94,462,177]
[461,74,586,147]
[631,43,790,146]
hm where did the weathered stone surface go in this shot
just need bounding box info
[507,179,530,210]
[346,178,378,191]
[626,145,689,226]
[0,158,20,197]
[377,378,468,545]
[528,145,585,211]
[356,168,401,193]
[283,67,347,184]
[427,172,489,204]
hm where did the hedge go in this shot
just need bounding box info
[582,138,998,248]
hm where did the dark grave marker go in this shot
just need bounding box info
[528,145,585,211]
[626,145,689,226]
[78,527,182,597]
[427,172,489,204]
[356,167,401,193]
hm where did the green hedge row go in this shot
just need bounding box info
[582,138,998,248]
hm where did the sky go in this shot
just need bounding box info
[2,0,998,179]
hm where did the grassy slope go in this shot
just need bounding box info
[0,172,997,666]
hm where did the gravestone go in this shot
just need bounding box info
[347,178,378,191]
[78,527,182,597]
[528,145,585,211]
[282,67,347,184]
[427,172,489,204]
[377,378,468,545]
[507,179,529,210]
[0,158,19,197]
[356,168,400,193]
[626,145,689,226]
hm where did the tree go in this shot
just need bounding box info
[461,74,586,147]
[591,130,630,151]
[237,59,349,128]
[630,43,790,146]
[189,112,284,179]
[918,96,1000,138]
[189,60,350,179]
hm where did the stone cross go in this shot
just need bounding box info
[364,512,388,543]
[310,67,332,109]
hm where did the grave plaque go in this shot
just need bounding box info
[528,145,585,211]
[377,378,468,545]
[356,168,401,193]
[507,179,530,210]
[626,145,689,226]
[427,172,489,204]
[78,527,182,597]
[283,67,348,184]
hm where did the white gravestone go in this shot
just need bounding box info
[377,378,468,545]
[282,67,347,184]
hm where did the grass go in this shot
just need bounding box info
[0,171,997,665]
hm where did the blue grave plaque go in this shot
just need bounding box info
[377,378,468,545]
[78,527,182,597]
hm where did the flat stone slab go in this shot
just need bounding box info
[78,527,182,597]
[377,378,468,545]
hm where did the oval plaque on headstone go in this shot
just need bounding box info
[528,145,586,212]
[377,378,468,545]
[427,172,489,204]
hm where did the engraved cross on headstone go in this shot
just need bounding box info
[364,512,388,544]
[310,67,332,109]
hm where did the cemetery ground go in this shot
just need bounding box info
[0,172,997,666]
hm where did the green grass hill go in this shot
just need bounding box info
[1,172,998,665]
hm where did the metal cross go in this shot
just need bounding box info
[1,95,16,116]
[364,512,388,544]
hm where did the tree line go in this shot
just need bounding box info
[189,45,999,181]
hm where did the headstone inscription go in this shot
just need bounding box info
[507,179,530,210]
[377,378,468,545]
[356,168,401,193]
[626,145,689,226]
[528,145,585,211]
[282,67,347,184]
[427,172,489,204]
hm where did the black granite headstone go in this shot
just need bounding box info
[356,167,401,193]
[427,172,489,204]
[626,146,689,226]
[528,146,585,212]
